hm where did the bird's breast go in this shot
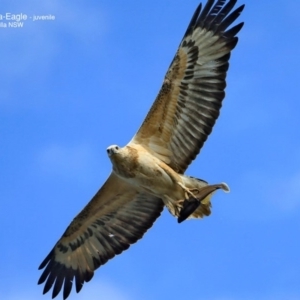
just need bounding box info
[111,147,179,195]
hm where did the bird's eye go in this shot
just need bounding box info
[107,149,110,154]
[115,146,119,150]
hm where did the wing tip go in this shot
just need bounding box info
[37,197,164,299]
[183,2,203,38]
[38,257,94,300]
[38,247,55,271]
[184,0,245,39]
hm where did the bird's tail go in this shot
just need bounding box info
[187,177,229,219]
[166,176,229,220]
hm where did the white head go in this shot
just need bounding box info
[106,145,120,157]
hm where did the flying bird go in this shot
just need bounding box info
[38,0,244,299]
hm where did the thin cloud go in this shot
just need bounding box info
[1,0,107,41]
[0,0,107,106]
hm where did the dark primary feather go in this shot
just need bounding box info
[166,0,244,173]
[183,2,202,38]
[38,191,163,299]
[131,0,244,174]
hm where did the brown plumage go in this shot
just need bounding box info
[38,1,244,299]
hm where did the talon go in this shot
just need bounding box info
[178,182,199,199]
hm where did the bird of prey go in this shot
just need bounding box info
[38,0,244,299]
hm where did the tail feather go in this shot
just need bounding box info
[165,176,229,220]
[189,180,229,220]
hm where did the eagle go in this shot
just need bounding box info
[38,0,244,299]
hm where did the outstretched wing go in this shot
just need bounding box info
[130,0,244,174]
[38,173,163,300]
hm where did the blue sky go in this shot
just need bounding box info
[1,0,300,299]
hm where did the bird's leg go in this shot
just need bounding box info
[177,182,199,200]
[175,183,199,207]
[177,183,228,223]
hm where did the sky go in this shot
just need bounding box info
[1,0,300,299]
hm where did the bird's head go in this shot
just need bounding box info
[106,145,120,157]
